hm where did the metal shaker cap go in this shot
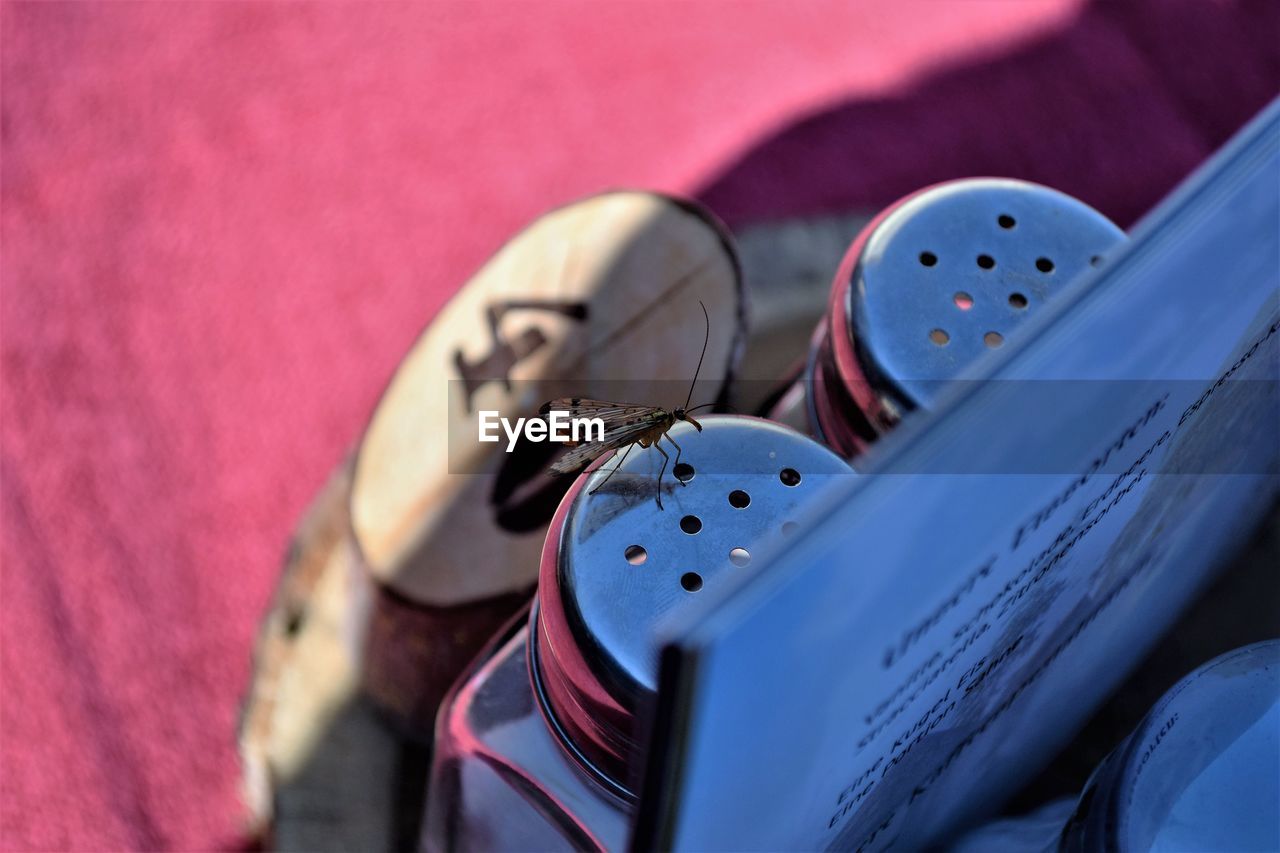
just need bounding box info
[832,179,1126,421]
[533,415,852,793]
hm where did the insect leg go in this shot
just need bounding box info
[663,433,686,486]
[588,441,637,496]
[652,442,671,511]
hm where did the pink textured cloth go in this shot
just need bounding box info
[2,1,1275,849]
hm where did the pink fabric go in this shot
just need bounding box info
[2,2,1275,849]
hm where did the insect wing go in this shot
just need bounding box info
[542,401,669,474]
[539,398,657,420]
[548,419,664,474]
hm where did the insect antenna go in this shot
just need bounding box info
[682,301,711,411]
[684,402,717,414]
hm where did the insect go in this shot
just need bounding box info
[540,302,714,510]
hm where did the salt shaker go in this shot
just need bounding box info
[773,179,1127,456]
[422,416,853,851]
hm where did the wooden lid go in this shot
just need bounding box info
[350,191,744,605]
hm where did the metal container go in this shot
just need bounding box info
[950,640,1280,852]
[778,179,1127,457]
[423,416,853,850]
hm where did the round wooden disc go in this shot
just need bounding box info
[350,191,745,607]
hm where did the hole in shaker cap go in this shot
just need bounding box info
[929,328,950,346]
[729,548,751,567]
[728,490,750,509]
[977,254,996,270]
[681,572,703,592]
[680,515,702,535]
[919,251,938,267]
[779,468,802,487]
[953,292,973,311]
[998,214,1016,229]
[1090,255,1103,267]
[1008,292,1028,309]
[1036,257,1055,273]
[674,462,695,482]
[984,331,1005,348]
[625,545,647,565]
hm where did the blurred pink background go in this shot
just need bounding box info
[2,1,1276,849]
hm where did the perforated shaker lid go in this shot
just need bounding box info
[848,179,1126,410]
[533,415,852,791]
